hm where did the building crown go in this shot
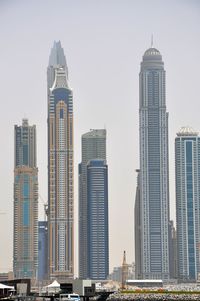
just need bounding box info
[177,126,199,137]
[144,47,160,56]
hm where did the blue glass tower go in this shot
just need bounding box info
[79,129,107,279]
[38,221,48,280]
[87,159,109,280]
[175,127,200,281]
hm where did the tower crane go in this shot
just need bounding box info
[39,194,48,221]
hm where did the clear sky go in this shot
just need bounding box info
[0,0,199,276]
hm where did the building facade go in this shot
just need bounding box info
[134,169,142,279]
[175,127,200,281]
[169,220,177,279]
[13,119,38,280]
[38,221,48,281]
[79,129,107,279]
[139,47,170,279]
[47,41,74,279]
[87,159,109,280]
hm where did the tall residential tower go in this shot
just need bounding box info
[13,119,38,280]
[175,127,200,281]
[87,159,109,279]
[139,47,170,279]
[79,129,108,279]
[47,41,74,279]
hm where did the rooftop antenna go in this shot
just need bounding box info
[151,34,153,48]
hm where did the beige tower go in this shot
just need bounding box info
[47,41,74,280]
[13,119,38,280]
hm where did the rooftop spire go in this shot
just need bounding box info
[48,40,67,69]
[47,41,69,89]
[151,34,154,48]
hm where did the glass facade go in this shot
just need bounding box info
[139,48,170,279]
[38,221,48,280]
[87,159,109,280]
[79,129,107,279]
[186,142,195,278]
[175,129,200,281]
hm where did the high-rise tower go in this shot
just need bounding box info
[79,129,107,279]
[139,47,170,279]
[87,159,109,280]
[47,41,74,279]
[175,127,200,281]
[13,119,38,280]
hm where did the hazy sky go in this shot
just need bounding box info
[0,0,200,276]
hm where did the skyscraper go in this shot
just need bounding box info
[175,127,200,281]
[47,41,74,279]
[79,129,107,279]
[13,119,38,280]
[139,47,170,279]
[87,159,109,280]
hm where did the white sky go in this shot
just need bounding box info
[0,0,199,276]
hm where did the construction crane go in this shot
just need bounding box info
[121,250,128,290]
[39,194,48,221]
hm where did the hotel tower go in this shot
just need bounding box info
[139,47,170,279]
[47,41,74,279]
[13,119,38,279]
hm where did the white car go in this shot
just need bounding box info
[59,293,80,301]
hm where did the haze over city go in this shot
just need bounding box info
[0,0,200,277]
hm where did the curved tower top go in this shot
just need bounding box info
[177,126,199,137]
[48,41,68,89]
[141,47,164,70]
[48,40,67,68]
[143,47,161,58]
[51,67,69,90]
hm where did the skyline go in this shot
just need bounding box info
[0,0,200,276]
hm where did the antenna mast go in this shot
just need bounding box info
[151,34,153,48]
